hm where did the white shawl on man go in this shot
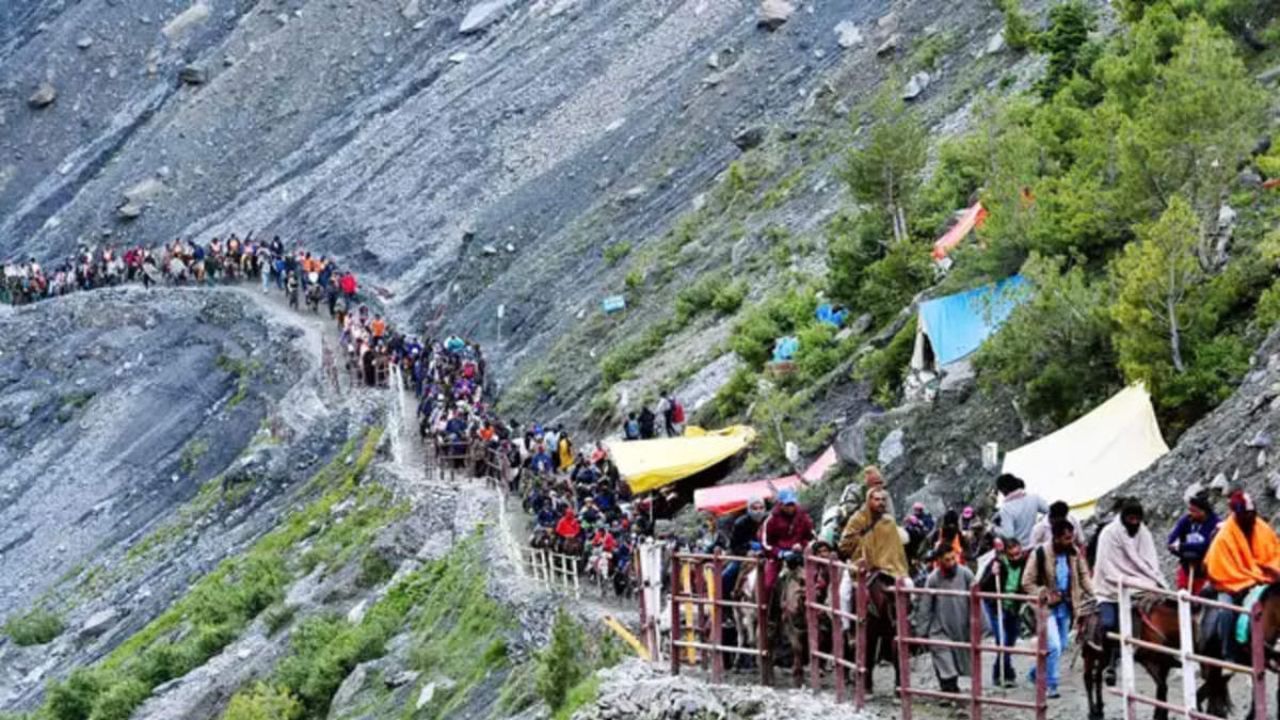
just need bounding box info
[1092,517,1167,602]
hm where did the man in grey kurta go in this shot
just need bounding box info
[915,550,974,694]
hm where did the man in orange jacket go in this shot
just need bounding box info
[1203,491,1280,653]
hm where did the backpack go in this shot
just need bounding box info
[671,400,685,424]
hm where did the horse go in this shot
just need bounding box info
[732,559,762,669]
[585,545,611,596]
[839,571,903,696]
[1084,595,1218,720]
[778,559,822,687]
[1198,584,1280,720]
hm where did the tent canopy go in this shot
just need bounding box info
[693,445,839,516]
[1002,385,1169,519]
[608,426,756,495]
[912,275,1029,370]
[932,202,988,260]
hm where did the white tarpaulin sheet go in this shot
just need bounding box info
[1002,385,1169,519]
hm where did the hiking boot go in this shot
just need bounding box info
[1104,666,1117,687]
[1048,689,1062,699]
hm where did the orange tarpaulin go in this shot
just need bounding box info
[932,202,988,260]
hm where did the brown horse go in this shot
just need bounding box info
[1084,597,1217,720]
[864,573,901,695]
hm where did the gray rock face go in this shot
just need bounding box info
[459,0,514,34]
[835,21,864,49]
[78,608,120,640]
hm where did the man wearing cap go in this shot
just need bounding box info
[761,489,815,606]
[911,502,936,534]
[724,496,768,591]
[1204,490,1280,653]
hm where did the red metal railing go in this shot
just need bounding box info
[668,550,773,686]
[804,553,869,704]
[892,577,1050,720]
[1110,579,1266,720]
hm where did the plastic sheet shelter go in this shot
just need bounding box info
[694,445,839,516]
[932,202,988,260]
[1001,385,1169,519]
[911,275,1029,371]
[609,426,757,495]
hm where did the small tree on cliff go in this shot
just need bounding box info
[842,90,927,245]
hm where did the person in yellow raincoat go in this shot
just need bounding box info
[557,432,574,473]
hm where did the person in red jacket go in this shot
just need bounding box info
[339,271,357,307]
[761,489,814,606]
[555,507,581,542]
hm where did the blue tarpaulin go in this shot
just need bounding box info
[913,275,1029,368]
[772,336,799,362]
[816,303,847,328]
[602,295,627,314]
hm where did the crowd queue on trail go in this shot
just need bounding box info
[10,238,1280,717]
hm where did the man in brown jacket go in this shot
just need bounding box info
[1022,519,1094,698]
[839,488,909,579]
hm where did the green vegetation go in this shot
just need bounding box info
[857,318,918,408]
[217,354,262,409]
[995,0,1035,51]
[536,610,586,712]
[603,241,632,267]
[179,438,210,475]
[3,607,65,646]
[33,427,385,720]
[222,684,303,720]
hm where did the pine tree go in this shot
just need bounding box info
[841,90,927,245]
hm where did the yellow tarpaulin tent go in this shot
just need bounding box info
[607,426,756,494]
[1001,385,1169,519]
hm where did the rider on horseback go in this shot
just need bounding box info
[1203,490,1280,655]
[1092,500,1167,683]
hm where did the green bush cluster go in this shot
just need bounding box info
[856,317,918,408]
[535,610,586,713]
[221,684,302,720]
[3,608,64,646]
[602,241,631,267]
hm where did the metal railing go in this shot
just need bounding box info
[891,577,1050,720]
[1110,579,1267,720]
[804,553,869,704]
[668,550,773,685]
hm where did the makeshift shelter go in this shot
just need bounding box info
[1001,385,1169,519]
[608,426,756,495]
[932,202,988,261]
[694,445,840,515]
[911,275,1028,371]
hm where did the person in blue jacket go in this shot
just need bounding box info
[1166,493,1219,594]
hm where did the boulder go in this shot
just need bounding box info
[448,52,469,64]
[179,64,208,85]
[117,202,144,220]
[878,427,906,467]
[481,244,498,256]
[1238,167,1263,189]
[835,21,863,49]
[459,0,514,34]
[757,0,794,31]
[28,82,57,109]
[162,1,211,40]
[79,608,120,639]
[985,31,1006,55]
[731,125,766,151]
[76,35,94,50]
[903,71,931,100]
[876,34,900,57]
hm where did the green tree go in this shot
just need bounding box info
[1110,197,1204,378]
[993,0,1035,51]
[826,210,888,307]
[1118,17,1267,266]
[842,90,928,244]
[1035,1,1100,99]
[975,254,1119,424]
[536,610,586,713]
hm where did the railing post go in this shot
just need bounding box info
[1119,581,1137,720]
[693,560,707,671]
[712,550,725,683]
[756,558,773,686]
[853,567,868,710]
[1034,589,1048,720]
[804,552,821,692]
[1251,601,1266,720]
[969,583,983,720]
[830,561,846,702]
[670,551,681,675]
[1176,590,1196,720]
[895,577,913,720]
